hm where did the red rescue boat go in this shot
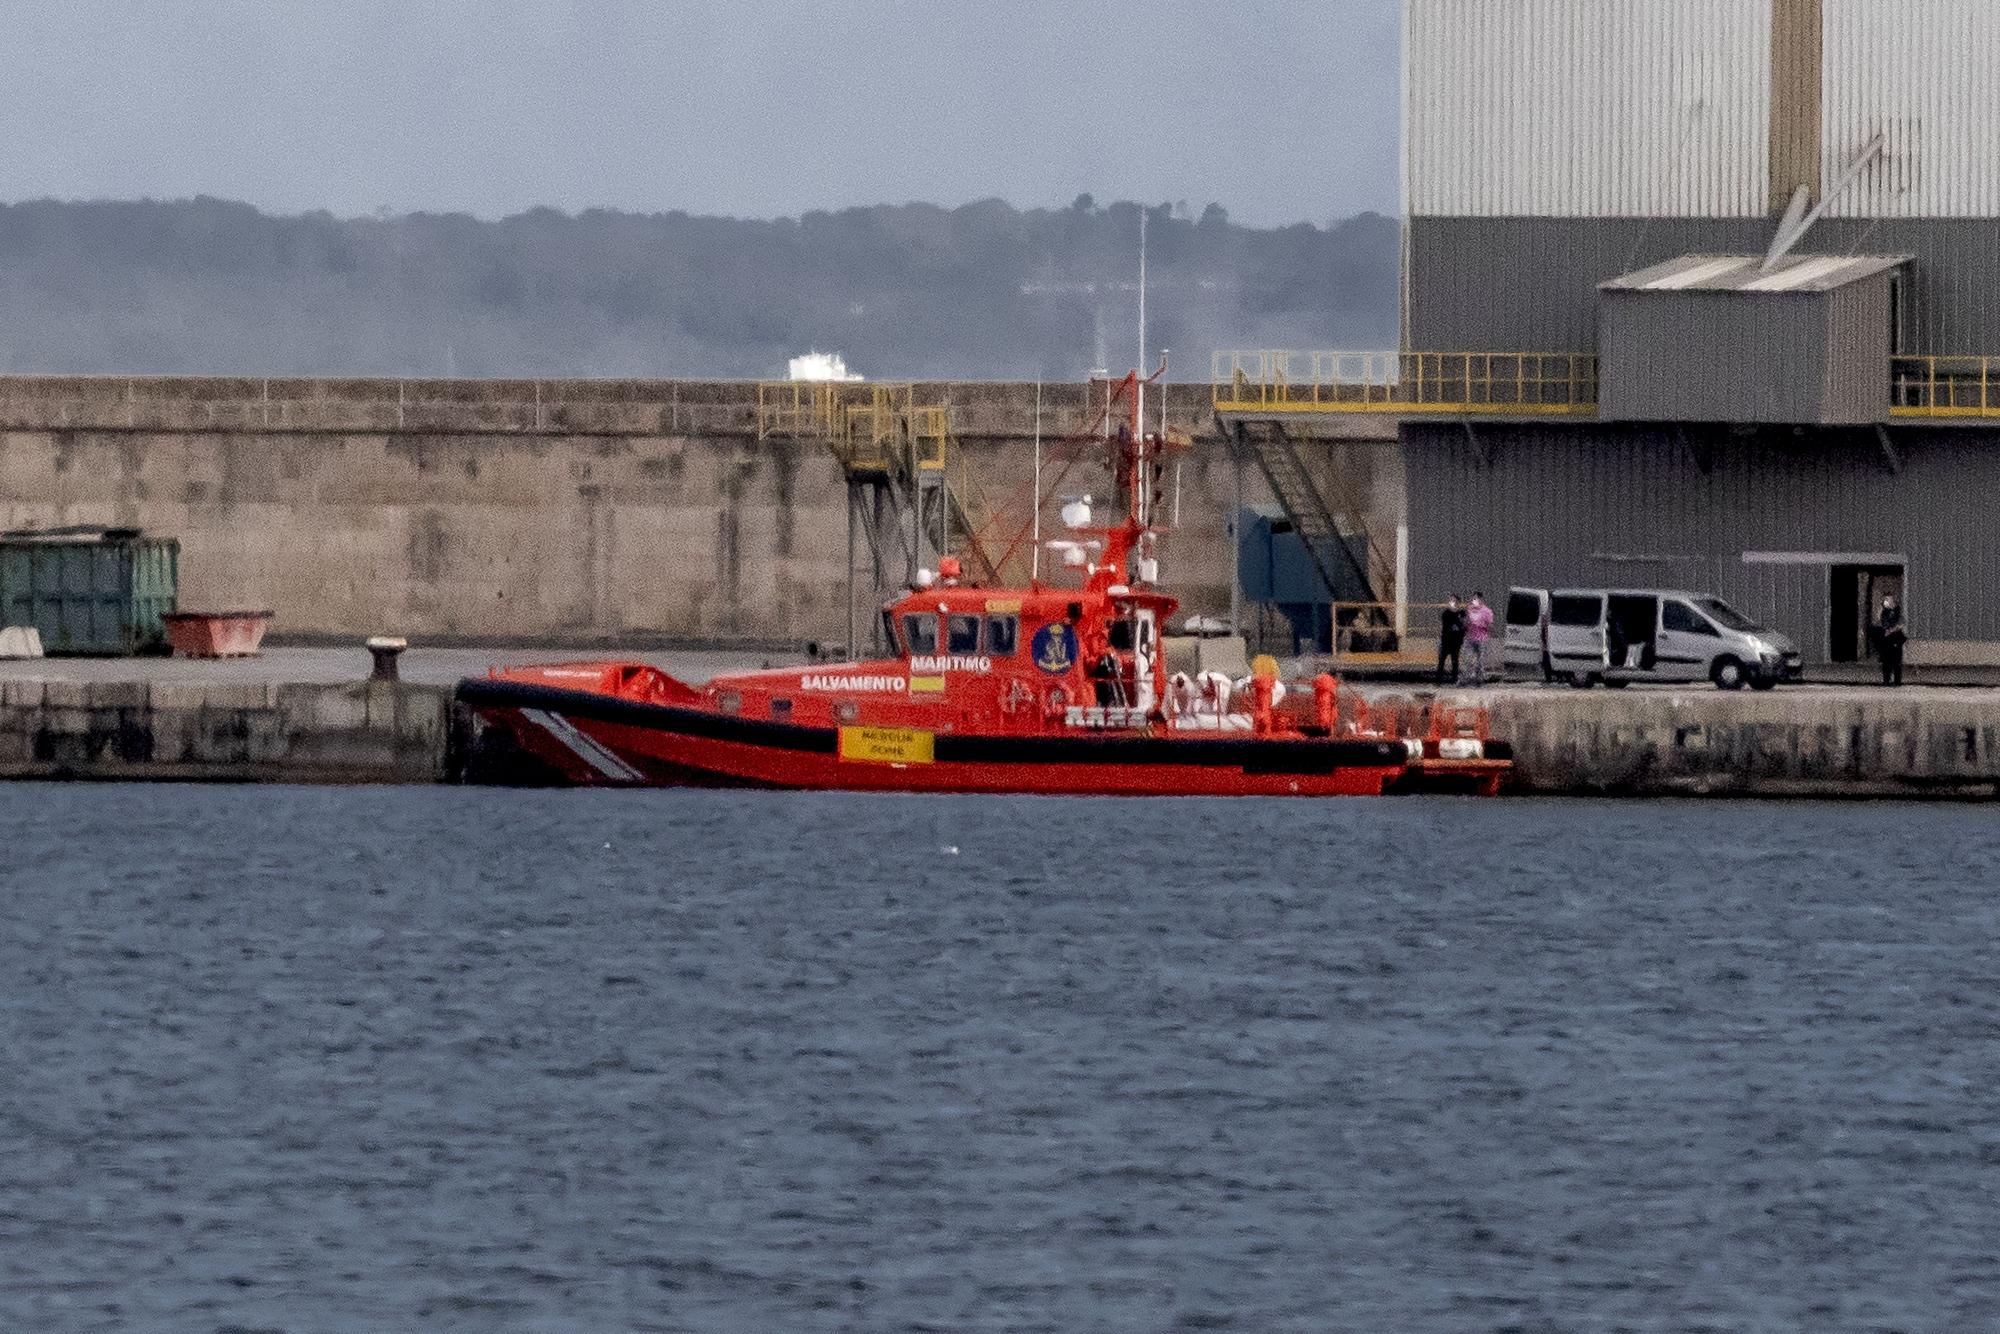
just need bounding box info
[459,373,1512,797]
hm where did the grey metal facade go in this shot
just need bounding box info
[1406,216,2000,356]
[1824,279,1892,421]
[1401,421,2000,661]
[1390,2,2000,656]
[1599,274,1895,424]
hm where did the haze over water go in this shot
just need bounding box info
[2,786,1994,1331]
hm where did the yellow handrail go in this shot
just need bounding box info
[1213,350,1599,416]
[1890,356,2000,418]
[1217,351,2000,420]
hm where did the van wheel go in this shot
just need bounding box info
[1749,674,1778,692]
[1712,657,1747,691]
[1568,670,1599,689]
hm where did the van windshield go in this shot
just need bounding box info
[1696,597,1763,633]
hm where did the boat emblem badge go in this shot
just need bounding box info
[1032,623,1078,674]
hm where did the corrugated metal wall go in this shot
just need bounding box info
[1822,278,1892,419]
[1396,3,2000,658]
[1405,0,1772,218]
[1407,217,2000,354]
[1822,0,2000,217]
[1856,219,2000,354]
[1406,0,2000,223]
[1400,2,2000,361]
[1402,422,2000,655]
[1599,290,1836,423]
[1407,217,1773,351]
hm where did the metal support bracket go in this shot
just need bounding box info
[1875,424,1903,476]
[1678,425,1717,477]
[1461,418,1493,467]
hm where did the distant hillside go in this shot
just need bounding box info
[0,196,1398,381]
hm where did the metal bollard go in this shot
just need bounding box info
[366,635,408,682]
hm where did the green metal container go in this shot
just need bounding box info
[0,528,180,655]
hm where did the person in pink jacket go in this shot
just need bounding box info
[1462,592,1495,686]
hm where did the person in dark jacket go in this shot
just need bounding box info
[1437,595,1466,685]
[1088,638,1125,707]
[1876,595,1907,686]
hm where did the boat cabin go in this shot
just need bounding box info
[699,566,1177,734]
[884,577,1174,718]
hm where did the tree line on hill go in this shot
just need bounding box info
[0,194,1398,382]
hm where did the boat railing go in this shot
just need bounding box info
[1169,674,1495,745]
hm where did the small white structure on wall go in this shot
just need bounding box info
[786,351,864,382]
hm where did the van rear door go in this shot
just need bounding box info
[1503,588,1549,680]
[1547,591,1608,680]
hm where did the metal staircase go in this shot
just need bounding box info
[759,382,997,653]
[1229,417,1384,607]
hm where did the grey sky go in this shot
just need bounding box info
[3,0,1401,225]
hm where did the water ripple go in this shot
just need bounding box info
[0,787,1996,1331]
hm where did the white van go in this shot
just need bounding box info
[1505,588,1804,690]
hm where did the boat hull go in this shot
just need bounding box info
[456,678,1455,797]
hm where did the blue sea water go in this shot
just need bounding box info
[0,786,1996,1332]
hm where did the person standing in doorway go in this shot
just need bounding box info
[1876,595,1907,687]
[1463,592,1496,686]
[1437,595,1466,685]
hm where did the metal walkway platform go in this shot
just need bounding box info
[1214,350,2000,422]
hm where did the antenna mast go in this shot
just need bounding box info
[1030,380,1043,582]
[1135,208,1148,527]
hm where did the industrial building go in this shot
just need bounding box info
[1218,0,2000,667]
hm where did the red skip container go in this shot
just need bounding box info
[162,610,274,658]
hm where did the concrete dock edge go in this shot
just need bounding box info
[0,678,454,783]
[0,663,1997,798]
[1464,688,2000,799]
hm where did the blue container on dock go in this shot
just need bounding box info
[0,527,180,655]
[1236,505,1372,652]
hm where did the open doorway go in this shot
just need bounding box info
[1606,593,1659,670]
[1829,564,1905,662]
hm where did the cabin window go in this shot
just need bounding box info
[717,691,742,715]
[1108,619,1135,651]
[946,613,981,654]
[770,698,793,719]
[986,613,1019,656]
[880,608,898,653]
[902,612,939,655]
[834,700,859,723]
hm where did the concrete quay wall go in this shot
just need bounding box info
[0,678,451,783]
[1470,688,2000,799]
[0,376,1403,647]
